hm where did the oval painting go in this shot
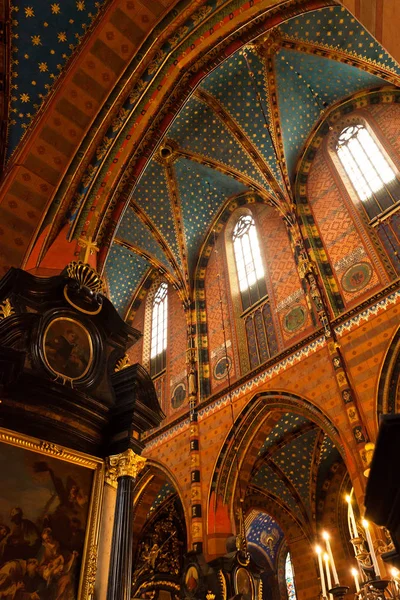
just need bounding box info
[342,262,372,293]
[235,567,253,600]
[283,305,306,333]
[43,317,93,381]
[214,356,232,380]
[171,383,186,409]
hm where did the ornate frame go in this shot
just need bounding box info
[42,316,94,382]
[0,427,104,600]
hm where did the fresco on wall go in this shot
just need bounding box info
[0,442,93,599]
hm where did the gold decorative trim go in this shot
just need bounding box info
[114,354,131,372]
[105,448,147,487]
[67,261,104,294]
[0,428,104,600]
[0,298,14,320]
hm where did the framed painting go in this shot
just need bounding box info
[43,317,93,382]
[0,428,104,599]
[235,567,254,600]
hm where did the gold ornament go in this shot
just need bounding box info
[105,449,146,487]
[0,298,14,320]
[66,261,104,294]
[114,354,131,372]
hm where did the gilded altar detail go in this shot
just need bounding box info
[105,448,147,487]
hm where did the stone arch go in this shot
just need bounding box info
[207,390,346,548]
[376,325,400,419]
[133,458,190,553]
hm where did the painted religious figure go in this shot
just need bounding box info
[0,441,93,599]
[235,568,253,600]
[43,318,93,381]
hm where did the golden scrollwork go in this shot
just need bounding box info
[0,298,14,320]
[86,545,98,597]
[105,448,147,487]
[39,441,64,456]
[114,354,131,372]
[218,570,227,600]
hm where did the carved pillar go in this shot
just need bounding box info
[187,318,204,553]
[106,449,147,600]
[285,214,371,479]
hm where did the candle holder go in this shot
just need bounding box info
[329,585,349,600]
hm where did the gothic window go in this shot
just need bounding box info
[285,553,297,600]
[336,124,400,221]
[232,214,267,311]
[150,282,168,377]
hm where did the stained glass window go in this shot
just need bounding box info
[285,552,297,600]
[336,124,400,220]
[232,215,267,310]
[150,282,168,376]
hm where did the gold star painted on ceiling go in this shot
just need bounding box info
[24,53,29,59]
[44,22,48,27]
[31,34,41,45]
[24,6,34,17]
[31,80,36,85]
[76,0,85,10]
[50,49,55,54]
[38,62,48,72]
[20,93,30,103]
[57,32,67,42]
[51,3,61,14]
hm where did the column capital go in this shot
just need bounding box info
[105,449,146,488]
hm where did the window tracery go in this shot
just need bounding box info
[285,552,297,600]
[336,124,400,221]
[150,282,168,377]
[232,215,267,311]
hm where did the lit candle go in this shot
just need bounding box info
[322,531,340,585]
[324,553,333,600]
[362,519,381,578]
[346,495,358,539]
[391,568,399,591]
[316,546,327,598]
[351,568,360,592]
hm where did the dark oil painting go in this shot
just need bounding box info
[43,318,93,381]
[0,441,93,599]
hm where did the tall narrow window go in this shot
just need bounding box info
[150,282,168,376]
[233,215,267,310]
[285,553,297,600]
[336,124,400,220]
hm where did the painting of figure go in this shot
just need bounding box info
[235,567,253,600]
[43,318,93,381]
[0,441,94,599]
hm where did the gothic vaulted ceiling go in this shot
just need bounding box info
[102,4,400,316]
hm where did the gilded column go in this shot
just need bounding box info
[105,449,147,600]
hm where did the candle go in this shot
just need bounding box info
[316,546,327,598]
[362,519,381,578]
[346,495,358,539]
[324,553,333,600]
[322,531,340,585]
[391,568,399,591]
[351,568,360,592]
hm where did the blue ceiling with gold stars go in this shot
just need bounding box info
[247,512,284,568]
[147,481,176,518]
[7,0,106,158]
[103,4,400,313]
[249,412,341,531]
